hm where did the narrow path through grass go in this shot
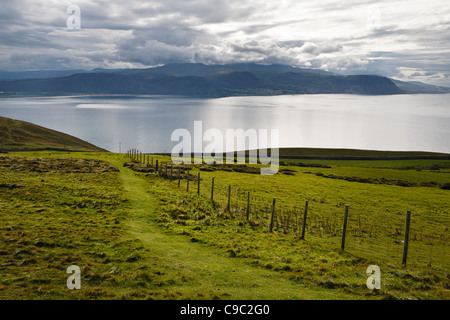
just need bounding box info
[110,156,355,300]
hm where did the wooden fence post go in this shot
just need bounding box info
[226,185,231,212]
[341,205,349,250]
[156,160,158,172]
[186,169,190,192]
[197,173,200,195]
[246,192,250,221]
[269,198,276,232]
[301,200,309,240]
[211,177,215,201]
[402,211,412,266]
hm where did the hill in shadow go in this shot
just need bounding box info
[0,116,107,152]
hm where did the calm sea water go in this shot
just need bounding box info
[0,94,449,153]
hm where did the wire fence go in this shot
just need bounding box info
[125,150,450,275]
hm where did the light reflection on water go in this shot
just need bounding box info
[0,94,449,153]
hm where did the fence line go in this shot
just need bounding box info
[124,151,449,274]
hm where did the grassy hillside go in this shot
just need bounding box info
[128,153,450,299]
[1,150,448,300]
[0,152,353,300]
[0,116,107,152]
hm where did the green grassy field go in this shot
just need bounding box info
[0,150,448,300]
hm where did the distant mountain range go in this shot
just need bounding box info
[0,63,449,97]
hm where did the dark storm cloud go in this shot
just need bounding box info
[0,28,66,49]
[0,0,25,26]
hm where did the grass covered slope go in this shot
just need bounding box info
[0,152,351,300]
[126,153,450,299]
[0,151,448,299]
[0,116,107,152]
[0,154,211,299]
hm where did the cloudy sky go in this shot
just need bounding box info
[1,0,450,86]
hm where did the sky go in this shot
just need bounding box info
[1,0,450,86]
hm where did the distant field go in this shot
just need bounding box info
[276,147,450,158]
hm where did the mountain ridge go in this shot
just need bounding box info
[0,63,448,97]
